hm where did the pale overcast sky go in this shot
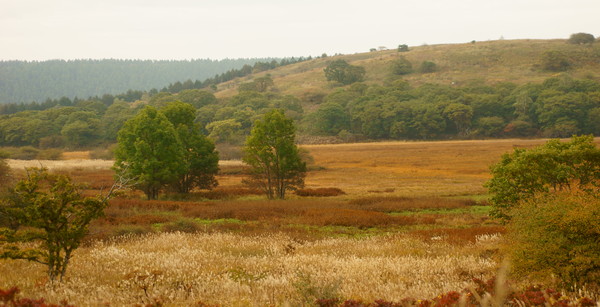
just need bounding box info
[1,0,598,61]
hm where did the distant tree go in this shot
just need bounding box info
[474,116,505,137]
[398,44,409,52]
[206,119,242,144]
[568,32,595,45]
[419,61,437,73]
[60,111,101,147]
[161,101,219,193]
[541,50,571,72]
[485,135,600,221]
[391,56,413,75]
[254,75,274,92]
[312,102,351,135]
[243,110,306,199]
[176,89,217,108]
[324,60,366,85]
[114,106,185,199]
[443,103,473,136]
[0,168,113,282]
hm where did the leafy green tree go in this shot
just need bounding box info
[0,168,112,282]
[486,135,600,221]
[60,111,101,147]
[443,103,473,136]
[474,116,505,137]
[101,100,137,141]
[114,106,185,199]
[161,102,219,193]
[567,32,595,45]
[324,60,366,85]
[243,110,306,199]
[176,89,217,108]
[312,102,351,135]
[397,44,409,52]
[391,56,413,75]
[206,119,242,144]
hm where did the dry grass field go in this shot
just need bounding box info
[2,138,599,305]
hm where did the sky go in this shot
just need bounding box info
[1,0,599,61]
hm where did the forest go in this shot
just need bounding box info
[0,58,304,103]
[0,72,598,152]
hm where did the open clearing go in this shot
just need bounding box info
[2,138,597,305]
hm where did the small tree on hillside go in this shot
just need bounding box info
[0,168,113,282]
[568,32,595,45]
[391,56,413,75]
[486,135,600,221]
[243,109,306,199]
[324,60,366,85]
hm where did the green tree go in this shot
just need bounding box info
[206,119,242,144]
[397,44,409,52]
[485,135,600,221]
[161,102,219,193]
[114,106,185,199]
[323,60,366,85]
[443,103,473,136]
[60,111,101,147]
[312,102,351,135]
[567,32,595,45]
[243,110,306,199]
[0,168,112,282]
[391,56,413,75]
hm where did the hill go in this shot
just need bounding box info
[0,58,275,103]
[1,38,600,151]
[214,39,600,100]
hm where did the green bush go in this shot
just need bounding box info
[36,148,64,160]
[12,146,39,160]
[508,191,600,288]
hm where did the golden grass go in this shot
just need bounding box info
[0,232,500,305]
[301,138,569,197]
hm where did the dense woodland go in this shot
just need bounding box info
[0,58,310,103]
[0,72,598,150]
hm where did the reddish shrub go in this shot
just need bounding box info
[349,196,475,212]
[296,188,346,197]
[409,226,506,245]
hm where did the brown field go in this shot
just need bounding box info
[2,138,598,305]
[302,138,556,197]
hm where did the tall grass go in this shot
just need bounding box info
[0,232,500,306]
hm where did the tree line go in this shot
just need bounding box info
[0,73,599,149]
[0,57,311,105]
[308,73,600,140]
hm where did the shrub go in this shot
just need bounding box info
[12,146,39,160]
[295,188,346,197]
[541,50,571,72]
[419,61,437,73]
[508,191,600,288]
[36,148,63,160]
[163,219,200,233]
[391,56,413,75]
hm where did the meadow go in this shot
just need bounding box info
[1,139,598,305]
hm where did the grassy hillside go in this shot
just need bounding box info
[214,39,600,102]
